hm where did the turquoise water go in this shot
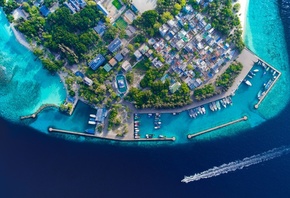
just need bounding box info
[0,0,289,144]
[0,9,66,122]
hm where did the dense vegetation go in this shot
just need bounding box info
[216,62,243,90]
[125,65,192,108]
[194,84,216,101]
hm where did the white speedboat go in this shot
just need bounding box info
[253,69,259,73]
[90,114,96,118]
[244,80,252,86]
[88,121,96,125]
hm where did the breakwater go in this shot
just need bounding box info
[20,104,59,120]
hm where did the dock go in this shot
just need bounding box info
[254,60,281,109]
[20,104,59,120]
[187,116,248,139]
[48,128,175,142]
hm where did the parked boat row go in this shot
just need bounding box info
[134,113,140,139]
[209,97,232,112]
[154,113,161,129]
[188,105,206,118]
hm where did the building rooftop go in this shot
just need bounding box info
[108,38,122,53]
[89,54,105,70]
[114,53,123,62]
[122,60,131,71]
[97,2,109,16]
[109,58,117,66]
[103,63,112,72]
[39,5,50,17]
[84,76,93,86]
[93,21,106,36]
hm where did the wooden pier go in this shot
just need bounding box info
[187,116,248,139]
[20,104,59,120]
[48,128,175,142]
[254,60,281,109]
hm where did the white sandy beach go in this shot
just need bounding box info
[237,0,250,39]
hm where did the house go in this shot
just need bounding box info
[103,63,112,72]
[89,54,105,70]
[121,48,129,56]
[139,44,149,54]
[114,53,123,62]
[122,61,132,72]
[84,76,93,86]
[64,2,76,14]
[169,82,181,93]
[97,1,109,16]
[39,5,50,17]
[134,50,142,61]
[159,24,170,37]
[109,58,117,67]
[93,21,106,36]
[108,38,122,53]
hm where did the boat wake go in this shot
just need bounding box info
[182,146,290,183]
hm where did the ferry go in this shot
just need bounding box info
[88,121,96,125]
[253,69,259,73]
[216,101,221,110]
[85,128,95,134]
[89,114,96,118]
[244,80,252,86]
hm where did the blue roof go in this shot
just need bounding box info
[114,53,123,62]
[93,21,106,36]
[39,5,50,17]
[108,38,122,53]
[89,54,105,70]
[75,71,85,78]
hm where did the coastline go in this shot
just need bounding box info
[237,0,250,39]
[10,24,32,51]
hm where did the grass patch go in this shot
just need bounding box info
[115,17,128,30]
[133,58,151,71]
[112,0,122,10]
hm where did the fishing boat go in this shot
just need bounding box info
[264,79,273,90]
[88,121,96,125]
[85,128,95,134]
[215,101,221,110]
[223,98,228,106]
[227,96,233,105]
[201,106,206,114]
[257,90,262,100]
[253,69,259,73]
[212,102,217,111]
[244,80,252,86]
[220,99,226,108]
[89,114,96,118]
[209,103,215,111]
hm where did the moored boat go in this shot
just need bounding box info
[88,121,96,125]
[215,101,221,110]
[209,103,214,111]
[220,99,226,108]
[244,80,252,86]
[212,102,217,111]
[85,128,95,134]
[89,114,96,118]
[253,69,259,73]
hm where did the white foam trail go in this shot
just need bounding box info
[182,146,290,183]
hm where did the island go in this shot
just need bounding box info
[1,0,281,142]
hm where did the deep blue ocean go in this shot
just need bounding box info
[1,0,290,197]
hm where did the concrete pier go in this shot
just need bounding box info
[254,60,281,109]
[187,116,248,139]
[48,128,175,142]
[20,104,59,120]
